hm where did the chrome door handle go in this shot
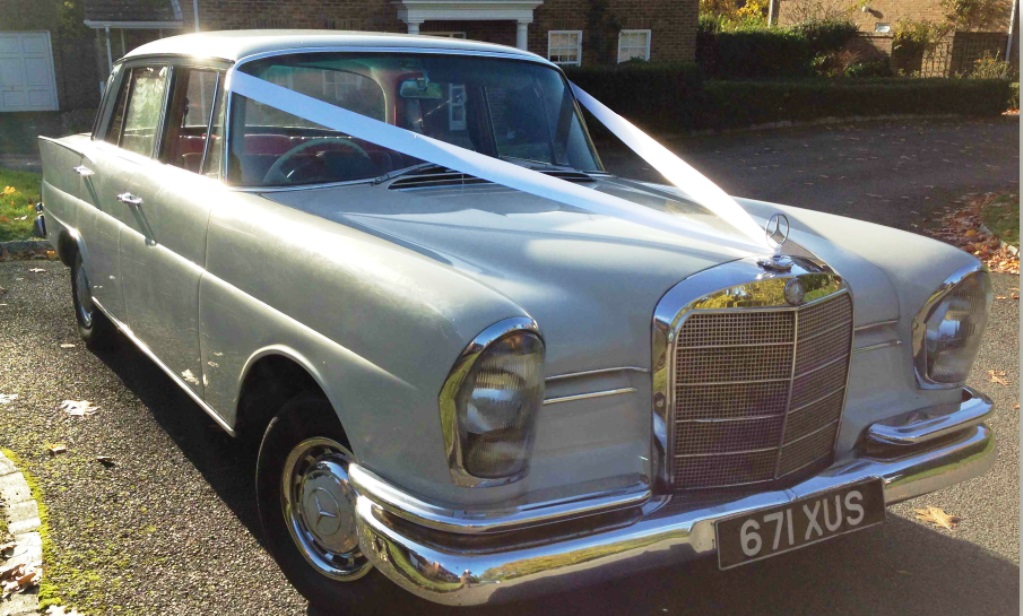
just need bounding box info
[116,192,143,207]
[72,165,94,177]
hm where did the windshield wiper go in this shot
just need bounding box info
[372,162,445,185]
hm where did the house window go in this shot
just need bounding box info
[548,31,582,66]
[618,29,651,63]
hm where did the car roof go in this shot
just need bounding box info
[123,30,549,65]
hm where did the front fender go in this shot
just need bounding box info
[200,188,531,507]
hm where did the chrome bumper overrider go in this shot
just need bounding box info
[352,388,995,606]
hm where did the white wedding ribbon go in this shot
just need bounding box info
[570,85,767,244]
[228,70,769,254]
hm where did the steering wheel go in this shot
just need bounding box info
[262,138,374,185]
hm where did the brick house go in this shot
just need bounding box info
[774,0,1018,75]
[84,0,697,74]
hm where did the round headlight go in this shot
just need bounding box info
[457,331,545,479]
[439,318,545,486]
[915,269,992,387]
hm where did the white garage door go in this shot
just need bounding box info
[0,32,58,112]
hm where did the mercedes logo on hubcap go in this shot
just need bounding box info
[307,487,343,536]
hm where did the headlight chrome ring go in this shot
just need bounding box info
[439,317,544,487]
[912,263,992,389]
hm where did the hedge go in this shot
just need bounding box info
[564,63,703,133]
[697,79,1015,130]
[698,30,812,79]
[563,65,1013,134]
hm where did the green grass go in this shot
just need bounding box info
[981,193,1019,247]
[0,167,42,242]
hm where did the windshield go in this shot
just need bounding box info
[229,53,603,187]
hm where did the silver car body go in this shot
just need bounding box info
[38,31,995,605]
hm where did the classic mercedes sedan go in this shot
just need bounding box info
[38,30,994,608]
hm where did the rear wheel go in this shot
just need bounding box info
[256,393,392,608]
[70,251,116,349]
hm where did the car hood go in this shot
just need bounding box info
[265,176,898,374]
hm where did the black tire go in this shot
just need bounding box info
[70,251,117,350]
[256,393,393,610]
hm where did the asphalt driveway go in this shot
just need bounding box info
[0,117,1017,615]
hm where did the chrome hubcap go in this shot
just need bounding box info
[74,263,95,328]
[282,437,371,581]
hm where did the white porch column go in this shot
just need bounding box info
[516,19,530,50]
[406,20,423,35]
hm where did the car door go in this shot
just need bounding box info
[118,64,225,397]
[74,64,171,323]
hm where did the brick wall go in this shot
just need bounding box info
[193,0,402,32]
[193,0,698,65]
[0,0,102,111]
[777,0,1013,33]
[529,0,696,64]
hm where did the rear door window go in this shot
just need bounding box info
[119,66,169,157]
[160,68,222,173]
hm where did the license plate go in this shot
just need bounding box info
[716,479,885,569]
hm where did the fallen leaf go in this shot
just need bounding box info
[1014,403,1020,410]
[28,268,45,273]
[987,370,1010,386]
[914,505,961,530]
[59,343,76,349]
[60,400,98,417]
[15,566,40,589]
[96,456,116,468]
[996,295,1007,300]
[0,393,18,405]
[46,444,67,456]
[0,562,23,582]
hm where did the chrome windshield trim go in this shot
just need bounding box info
[543,388,637,406]
[349,464,650,535]
[232,46,556,72]
[438,316,543,488]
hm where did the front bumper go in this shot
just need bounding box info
[352,388,995,606]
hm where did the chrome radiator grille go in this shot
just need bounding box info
[671,292,853,490]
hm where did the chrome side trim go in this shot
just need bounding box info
[90,298,236,436]
[545,366,647,382]
[853,339,902,353]
[854,319,899,333]
[438,316,543,488]
[543,388,637,406]
[349,465,651,535]
[911,262,991,390]
[866,387,993,447]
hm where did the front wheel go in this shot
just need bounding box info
[70,251,117,349]
[256,393,393,608]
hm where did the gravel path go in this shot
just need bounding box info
[0,117,1017,615]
